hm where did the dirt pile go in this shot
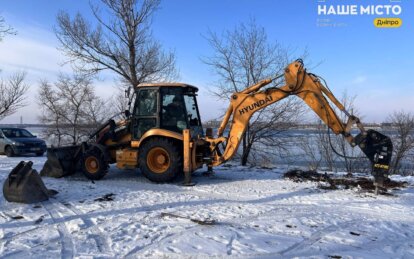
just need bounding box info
[284,169,408,191]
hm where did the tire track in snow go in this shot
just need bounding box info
[123,205,342,257]
[43,201,75,259]
[269,221,413,259]
[226,230,238,255]
[0,200,114,258]
[0,226,46,258]
[123,231,183,257]
[277,219,359,256]
[122,209,281,256]
[240,210,414,259]
[67,204,114,257]
[124,193,396,258]
[43,199,113,258]
[336,204,414,223]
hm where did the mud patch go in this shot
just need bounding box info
[284,170,408,191]
[94,193,115,202]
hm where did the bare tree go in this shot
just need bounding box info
[55,0,176,96]
[38,79,64,145]
[300,120,336,171]
[0,72,29,120]
[298,93,373,174]
[315,121,337,171]
[330,93,362,174]
[388,111,414,175]
[38,74,106,146]
[0,16,16,41]
[299,135,322,171]
[0,17,28,121]
[247,98,305,165]
[109,85,135,118]
[203,19,305,165]
[321,93,369,174]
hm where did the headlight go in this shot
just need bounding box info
[13,142,24,146]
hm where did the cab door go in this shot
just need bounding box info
[131,88,159,140]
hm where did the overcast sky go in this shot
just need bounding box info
[0,0,413,124]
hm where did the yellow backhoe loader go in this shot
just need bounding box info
[3,60,393,203]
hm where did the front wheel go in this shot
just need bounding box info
[139,138,182,183]
[81,147,109,180]
[5,146,15,157]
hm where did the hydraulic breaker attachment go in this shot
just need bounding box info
[354,129,393,193]
[40,145,83,178]
[3,161,57,204]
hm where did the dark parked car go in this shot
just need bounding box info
[0,128,47,157]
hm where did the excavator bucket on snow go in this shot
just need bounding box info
[39,119,117,178]
[40,145,82,178]
[3,161,57,204]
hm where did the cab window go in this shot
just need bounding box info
[184,95,200,126]
[132,89,158,139]
[135,89,158,116]
[161,88,187,133]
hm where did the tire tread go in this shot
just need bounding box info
[139,137,182,182]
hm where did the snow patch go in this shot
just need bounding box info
[0,156,413,258]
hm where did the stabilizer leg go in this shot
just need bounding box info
[183,129,196,186]
[202,165,215,177]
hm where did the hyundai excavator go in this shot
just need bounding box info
[3,60,393,203]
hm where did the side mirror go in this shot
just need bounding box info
[125,87,131,98]
[124,110,131,117]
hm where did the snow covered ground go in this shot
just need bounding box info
[0,155,414,258]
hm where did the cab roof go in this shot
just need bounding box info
[136,82,198,91]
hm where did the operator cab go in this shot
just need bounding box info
[131,83,203,139]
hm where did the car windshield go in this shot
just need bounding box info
[2,128,34,138]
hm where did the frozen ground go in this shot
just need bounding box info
[0,155,414,258]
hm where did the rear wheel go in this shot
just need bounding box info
[81,147,109,180]
[5,146,15,157]
[139,138,182,182]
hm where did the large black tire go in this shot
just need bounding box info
[139,138,182,183]
[81,147,109,180]
[5,146,15,157]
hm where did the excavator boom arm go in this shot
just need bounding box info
[207,60,393,190]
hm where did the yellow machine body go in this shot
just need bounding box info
[39,60,392,193]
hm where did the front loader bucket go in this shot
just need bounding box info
[40,145,82,178]
[3,161,55,204]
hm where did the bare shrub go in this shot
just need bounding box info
[203,19,306,166]
[300,93,371,174]
[0,72,29,121]
[387,111,414,175]
[38,74,107,146]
